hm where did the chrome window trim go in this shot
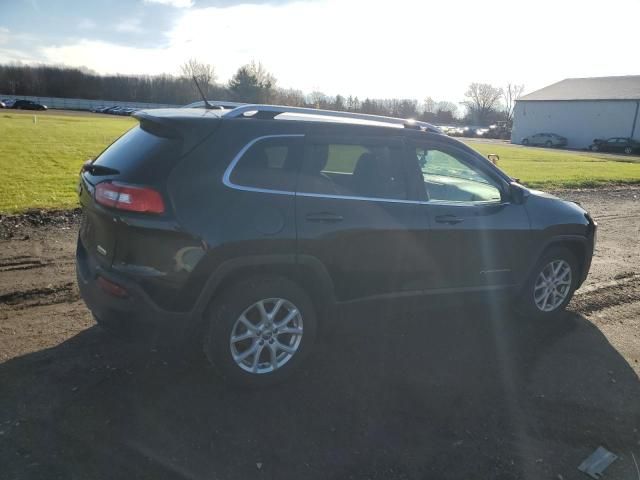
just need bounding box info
[222,134,304,196]
[297,191,422,204]
[222,135,503,206]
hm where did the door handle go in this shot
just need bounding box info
[305,212,344,223]
[435,214,464,225]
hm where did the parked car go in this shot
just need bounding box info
[484,122,512,140]
[76,104,596,387]
[102,106,122,114]
[589,137,640,154]
[0,100,5,108]
[11,99,47,111]
[521,133,567,148]
[2,99,15,108]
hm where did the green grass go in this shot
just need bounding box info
[0,112,135,213]
[1,111,640,213]
[463,140,640,189]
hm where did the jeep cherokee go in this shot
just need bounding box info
[76,104,597,387]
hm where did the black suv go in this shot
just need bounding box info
[12,99,47,110]
[589,137,640,154]
[77,105,596,386]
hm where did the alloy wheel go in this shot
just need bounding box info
[229,298,303,374]
[533,259,572,312]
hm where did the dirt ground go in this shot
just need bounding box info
[1,187,639,479]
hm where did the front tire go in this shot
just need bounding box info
[624,146,632,154]
[516,247,579,319]
[545,140,553,148]
[522,138,529,146]
[204,275,317,388]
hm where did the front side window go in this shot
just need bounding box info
[415,146,502,203]
[230,137,300,191]
[298,141,408,200]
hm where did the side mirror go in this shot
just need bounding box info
[509,182,529,204]
[487,153,499,165]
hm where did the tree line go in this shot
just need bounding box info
[0,60,523,125]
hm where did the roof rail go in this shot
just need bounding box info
[222,104,442,133]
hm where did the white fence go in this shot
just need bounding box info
[0,93,180,111]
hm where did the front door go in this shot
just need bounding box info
[406,140,531,291]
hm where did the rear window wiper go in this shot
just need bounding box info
[81,161,120,176]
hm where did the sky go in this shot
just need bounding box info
[0,0,638,103]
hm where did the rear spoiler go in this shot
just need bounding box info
[133,108,223,151]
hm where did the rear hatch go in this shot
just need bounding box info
[78,108,222,267]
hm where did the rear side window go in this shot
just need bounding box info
[92,126,182,182]
[298,141,408,200]
[230,137,301,192]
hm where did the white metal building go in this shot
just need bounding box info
[511,76,640,149]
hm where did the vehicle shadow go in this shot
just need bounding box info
[1,299,638,480]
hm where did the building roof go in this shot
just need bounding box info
[518,75,640,102]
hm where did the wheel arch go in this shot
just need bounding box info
[193,254,336,323]
[521,235,589,291]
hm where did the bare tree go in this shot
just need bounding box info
[503,83,525,124]
[462,83,503,125]
[309,91,328,108]
[423,96,436,114]
[180,58,216,95]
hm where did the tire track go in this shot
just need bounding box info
[592,213,640,221]
[0,258,49,272]
[570,276,640,315]
[0,282,78,309]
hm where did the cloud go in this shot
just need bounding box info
[144,0,194,7]
[42,40,173,75]
[12,0,640,101]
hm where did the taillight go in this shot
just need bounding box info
[95,182,165,214]
[96,276,128,297]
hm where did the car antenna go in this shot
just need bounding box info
[192,75,219,109]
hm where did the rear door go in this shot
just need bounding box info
[295,135,419,301]
[406,139,531,290]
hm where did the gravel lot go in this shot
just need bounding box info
[0,187,638,479]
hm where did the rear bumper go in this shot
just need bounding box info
[76,237,194,330]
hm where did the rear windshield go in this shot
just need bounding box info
[92,126,183,183]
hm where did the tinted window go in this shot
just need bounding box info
[230,137,300,191]
[92,125,183,182]
[298,142,408,200]
[415,146,502,203]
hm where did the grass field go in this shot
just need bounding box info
[1,110,640,213]
[463,140,640,189]
[0,112,135,213]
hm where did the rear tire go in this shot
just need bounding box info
[515,247,579,320]
[545,140,553,148]
[590,144,599,152]
[522,138,529,145]
[204,275,317,388]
